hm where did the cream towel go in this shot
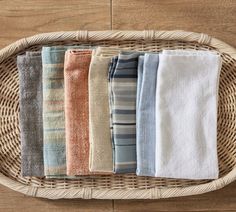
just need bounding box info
[88,47,121,173]
[155,50,222,179]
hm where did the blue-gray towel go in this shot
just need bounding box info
[136,53,159,177]
[108,52,140,173]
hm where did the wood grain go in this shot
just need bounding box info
[112,0,236,47]
[0,0,111,48]
[114,181,236,212]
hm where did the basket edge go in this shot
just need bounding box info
[0,30,236,199]
[0,168,236,199]
[0,30,235,64]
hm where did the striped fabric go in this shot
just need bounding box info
[108,52,140,173]
[42,46,90,177]
[136,53,159,177]
[108,56,118,168]
[17,52,44,177]
[42,47,68,177]
[64,49,92,175]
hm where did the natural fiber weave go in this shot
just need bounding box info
[0,30,235,199]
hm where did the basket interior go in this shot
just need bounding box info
[0,39,236,190]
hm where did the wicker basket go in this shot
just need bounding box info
[0,30,235,200]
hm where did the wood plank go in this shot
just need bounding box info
[112,0,236,47]
[0,185,113,212]
[114,181,236,211]
[0,0,111,48]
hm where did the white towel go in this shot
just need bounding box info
[155,50,222,179]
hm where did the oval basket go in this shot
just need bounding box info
[0,30,236,200]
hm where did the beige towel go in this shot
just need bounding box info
[95,47,125,57]
[88,47,122,172]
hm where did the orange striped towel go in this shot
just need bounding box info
[64,49,92,175]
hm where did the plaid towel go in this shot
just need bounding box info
[108,52,140,173]
[42,46,68,177]
[136,53,159,177]
[64,49,92,175]
[17,52,44,177]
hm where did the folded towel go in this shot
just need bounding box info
[42,46,68,177]
[42,46,90,177]
[95,47,126,57]
[64,49,92,175]
[136,53,159,177]
[17,52,44,177]
[136,56,144,109]
[108,56,118,167]
[88,48,121,173]
[155,50,221,179]
[109,52,140,173]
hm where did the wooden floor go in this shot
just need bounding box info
[0,0,236,211]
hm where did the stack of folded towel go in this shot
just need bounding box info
[17,46,222,179]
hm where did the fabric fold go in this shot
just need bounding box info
[88,48,121,173]
[17,51,44,177]
[64,49,92,175]
[136,53,159,177]
[155,50,221,179]
[109,52,141,173]
[42,47,68,177]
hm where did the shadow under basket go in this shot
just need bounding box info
[0,30,236,199]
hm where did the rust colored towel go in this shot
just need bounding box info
[64,49,92,175]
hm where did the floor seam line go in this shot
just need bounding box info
[110,0,113,30]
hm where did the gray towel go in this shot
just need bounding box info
[17,51,44,177]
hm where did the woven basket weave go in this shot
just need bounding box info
[0,30,235,199]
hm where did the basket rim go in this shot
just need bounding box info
[0,30,236,63]
[0,30,236,199]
